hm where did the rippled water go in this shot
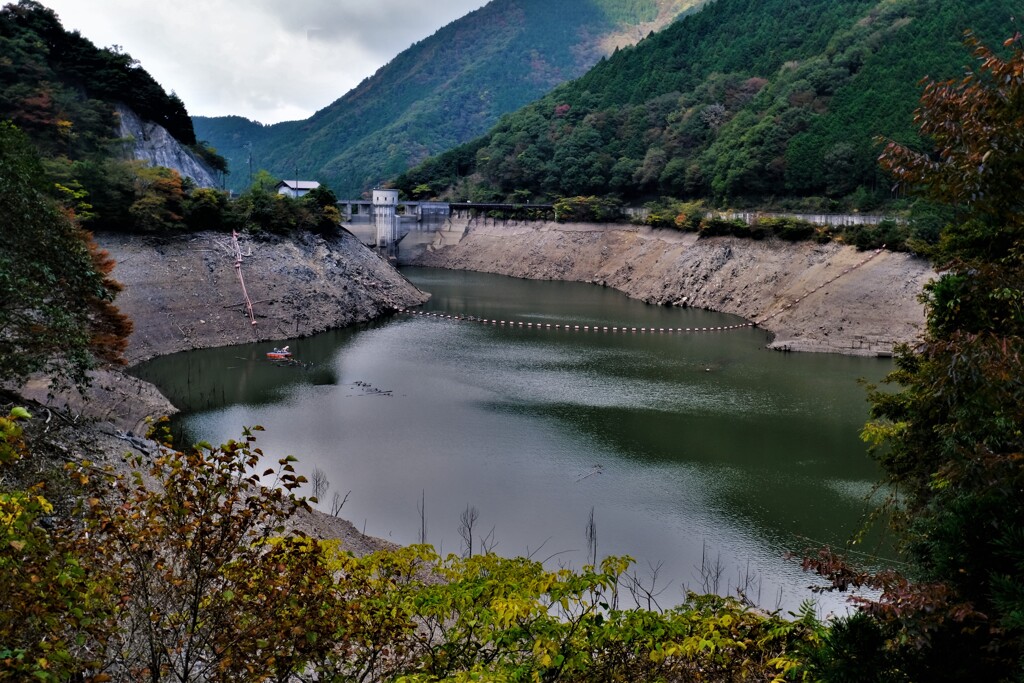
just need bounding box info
[133,268,893,614]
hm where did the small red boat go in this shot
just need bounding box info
[266,345,292,360]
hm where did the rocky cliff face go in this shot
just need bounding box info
[116,104,220,188]
[409,218,936,356]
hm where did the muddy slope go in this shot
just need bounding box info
[18,229,428,435]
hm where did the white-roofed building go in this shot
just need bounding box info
[276,180,321,198]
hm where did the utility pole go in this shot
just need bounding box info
[245,142,253,186]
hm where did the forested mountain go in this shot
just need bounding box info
[0,0,200,387]
[0,0,299,236]
[0,1,196,154]
[193,0,700,197]
[395,0,1016,209]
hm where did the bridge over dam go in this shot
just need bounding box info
[339,189,897,262]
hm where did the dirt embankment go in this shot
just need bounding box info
[104,229,428,365]
[407,218,936,356]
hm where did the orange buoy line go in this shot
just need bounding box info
[393,307,756,334]
[398,246,886,334]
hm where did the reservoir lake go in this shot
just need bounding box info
[133,267,893,614]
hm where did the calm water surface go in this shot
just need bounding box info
[133,268,892,613]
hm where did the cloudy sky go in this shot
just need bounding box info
[40,0,490,124]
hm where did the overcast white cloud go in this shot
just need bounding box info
[38,0,489,124]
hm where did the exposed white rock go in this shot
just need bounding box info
[116,104,220,188]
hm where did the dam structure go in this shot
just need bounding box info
[339,195,548,260]
[340,192,454,260]
[371,189,399,259]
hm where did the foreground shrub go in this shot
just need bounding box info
[3,415,828,681]
[805,27,1024,682]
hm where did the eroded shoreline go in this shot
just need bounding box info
[14,229,429,554]
[406,218,935,356]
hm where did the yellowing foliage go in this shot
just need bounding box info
[2,413,825,681]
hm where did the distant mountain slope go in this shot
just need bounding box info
[395,0,1016,208]
[194,0,700,197]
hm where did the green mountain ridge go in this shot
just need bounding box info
[395,0,1016,209]
[194,0,700,197]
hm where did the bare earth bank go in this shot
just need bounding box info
[406,218,936,356]
[104,229,428,366]
[24,228,429,433]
